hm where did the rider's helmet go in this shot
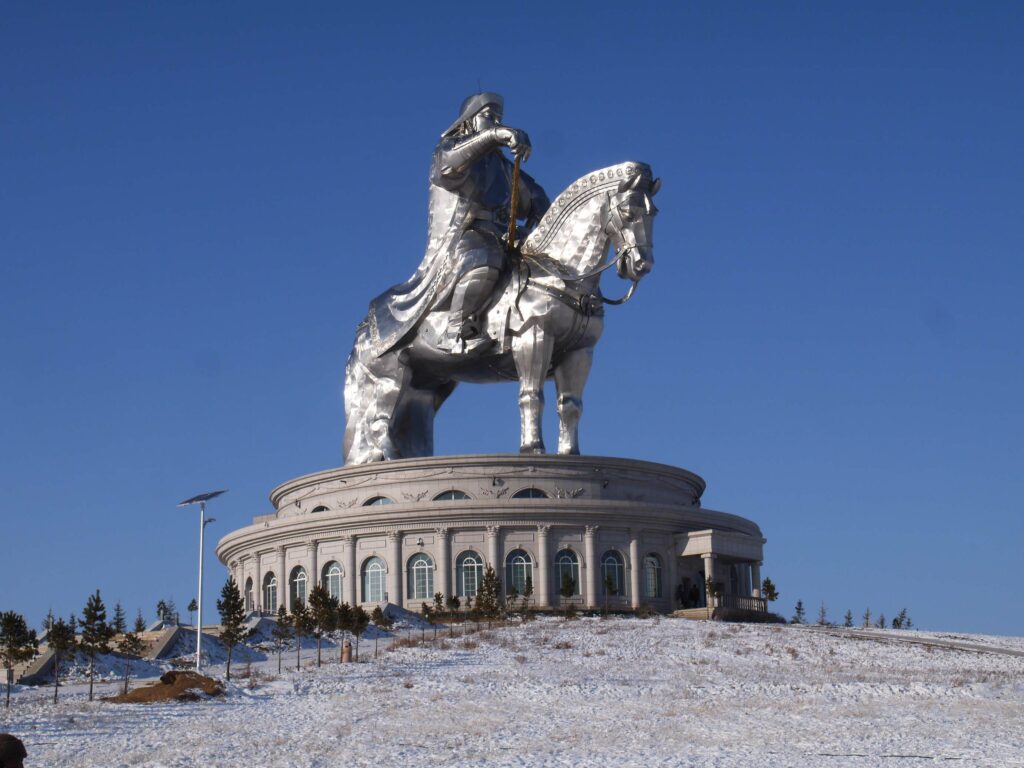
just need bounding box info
[442,92,504,138]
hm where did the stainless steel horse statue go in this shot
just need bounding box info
[343,161,659,465]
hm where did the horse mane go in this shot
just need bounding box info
[521,161,652,267]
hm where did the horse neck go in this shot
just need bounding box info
[531,195,609,289]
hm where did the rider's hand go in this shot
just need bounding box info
[494,127,531,162]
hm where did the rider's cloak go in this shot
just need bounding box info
[367,141,546,357]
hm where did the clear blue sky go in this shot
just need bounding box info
[2,3,1021,635]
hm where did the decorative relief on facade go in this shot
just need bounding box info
[553,486,585,499]
[478,486,510,498]
[338,498,358,508]
[402,490,430,502]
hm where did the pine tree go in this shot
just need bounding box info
[791,599,806,625]
[47,616,77,704]
[816,602,829,626]
[116,625,145,694]
[603,574,616,616]
[475,567,501,618]
[187,598,198,626]
[432,592,445,617]
[892,607,910,630]
[165,599,178,625]
[133,609,147,634]
[843,609,853,628]
[112,603,127,636]
[350,605,370,661]
[332,601,352,661]
[862,608,872,628]
[271,605,292,674]
[369,604,389,657]
[306,584,337,667]
[1,612,39,708]
[521,576,534,616]
[559,573,576,619]
[79,590,114,701]
[760,577,779,604]
[876,613,886,629]
[216,576,249,681]
[290,601,312,670]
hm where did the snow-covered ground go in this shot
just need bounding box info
[2,616,1022,767]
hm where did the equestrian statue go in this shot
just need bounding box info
[344,92,659,465]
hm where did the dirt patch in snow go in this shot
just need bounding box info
[105,671,224,704]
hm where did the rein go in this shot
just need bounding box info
[516,245,639,306]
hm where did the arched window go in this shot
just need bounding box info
[601,550,625,597]
[456,550,485,598]
[362,556,386,603]
[244,577,254,612]
[511,487,548,499]
[363,496,394,506]
[433,490,470,501]
[311,505,329,513]
[322,561,343,601]
[289,566,307,607]
[262,572,278,613]
[505,549,533,596]
[643,554,663,598]
[554,549,580,597]
[407,553,434,600]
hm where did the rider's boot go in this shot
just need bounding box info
[444,266,499,355]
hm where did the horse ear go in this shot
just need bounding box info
[629,174,643,191]
[617,177,633,194]
[650,177,661,196]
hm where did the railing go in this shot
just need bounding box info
[716,594,767,613]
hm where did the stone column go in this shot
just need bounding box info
[387,531,402,606]
[342,536,357,606]
[584,525,599,609]
[702,554,717,608]
[277,546,287,611]
[486,526,500,571]
[536,525,550,609]
[308,539,319,589]
[256,553,265,613]
[436,527,450,600]
[629,531,641,609]
[751,561,762,598]
[667,547,679,609]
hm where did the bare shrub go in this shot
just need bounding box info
[513,654,527,665]
[786,647,799,659]
[554,640,573,650]
[461,639,479,650]
[403,680,414,689]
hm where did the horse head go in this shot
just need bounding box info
[606,172,659,283]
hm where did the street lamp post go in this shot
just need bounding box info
[177,489,227,672]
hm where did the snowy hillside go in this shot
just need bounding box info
[3,616,1022,767]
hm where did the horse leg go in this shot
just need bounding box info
[512,324,555,454]
[553,348,593,456]
[343,344,409,464]
[391,380,456,459]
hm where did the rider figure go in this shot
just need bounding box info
[434,92,549,353]
[366,92,549,357]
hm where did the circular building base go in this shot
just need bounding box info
[216,454,766,615]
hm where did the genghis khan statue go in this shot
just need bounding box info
[368,92,549,356]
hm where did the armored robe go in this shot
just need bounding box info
[367,135,548,357]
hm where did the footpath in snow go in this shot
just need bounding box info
[2,616,1022,767]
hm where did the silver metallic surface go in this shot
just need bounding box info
[345,98,658,464]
